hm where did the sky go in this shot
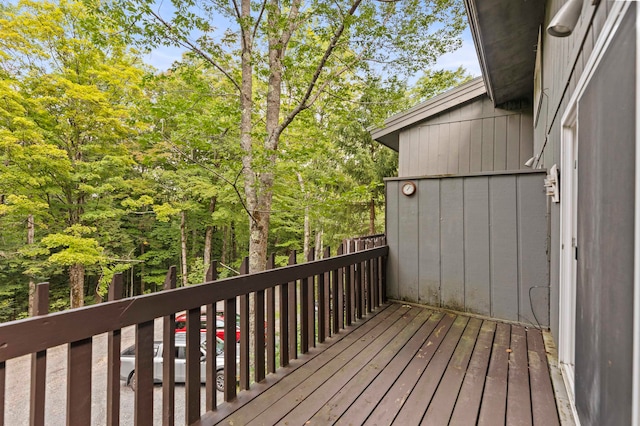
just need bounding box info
[144,27,482,80]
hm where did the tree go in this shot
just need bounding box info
[0,0,146,307]
[105,0,466,273]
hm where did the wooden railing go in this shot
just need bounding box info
[0,237,387,425]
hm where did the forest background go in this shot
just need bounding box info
[0,0,471,321]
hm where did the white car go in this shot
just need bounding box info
[120,333,226,391]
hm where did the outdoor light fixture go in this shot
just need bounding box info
[525,155,538,168]
[547,0,583,37]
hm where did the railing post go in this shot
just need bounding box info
[224,272,238,401]
[162,266,177,426]
[279,253,290,367]
[320,247,330,341]
[366,239,373,313]
[287,251,297,361]
[344,241,352,327]
[30,282,48,426]
[336,244,345,331]
[107,274,123,426]
[0,357,3,426]
[239,257,250,391]
[134,319,154,426]
[254,256,267,383]
[266,253,276,375]
[205,261,218,411]
[185,301,201,424]
[355,240,363,319]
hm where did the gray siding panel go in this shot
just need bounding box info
[517,174,549,326]
[386,181,400,299]
[440,179,465,310]
[470,119,483,172]
[448,121,461,173]
[482,118,494,171]
[418,179,441,306]
[459,121,471,174]
[397,181,419,302]
[396,95,533,178]
[490,176,519,321]
[494,115,507,171]
[385,171,549,326]
[463,177,491,315]
[506,115,520,170]
[428,125,439,173]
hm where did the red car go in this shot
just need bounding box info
[174,313,240,342]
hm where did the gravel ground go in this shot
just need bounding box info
[4,318,223,425]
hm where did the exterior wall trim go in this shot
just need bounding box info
[635,5,640,425]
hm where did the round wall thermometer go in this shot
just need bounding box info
[401,181,416,196]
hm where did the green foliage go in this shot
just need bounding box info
[0,0,469,317]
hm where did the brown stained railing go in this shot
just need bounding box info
[30,283,48,426]
[107,275,123,426]
[0,237,387,425]
[162,267,177,426]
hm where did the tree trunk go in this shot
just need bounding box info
[369,197,376,235]
[297,173,310,259]
[69,263,85,308]
[221,225,228,265]
[27,214,36,315]
[139,243,145,295]
[203,197,216,281]
[180,210,188,286]
[315,229,323,259]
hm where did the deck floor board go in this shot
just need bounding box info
[203,304,559,426]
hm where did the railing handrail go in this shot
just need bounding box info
[0,245,388,362]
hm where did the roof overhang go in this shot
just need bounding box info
[464,0,545,106]
[371,77,486,151]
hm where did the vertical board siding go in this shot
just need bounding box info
[418,179,441,306]
[397,96,533,178]
[463,177,491,316]
[386,182,400,299]
[489,176,520,322]
[470,119,483,172]
[494,116,507,171]
[386,172,548,326]
[517,175,549,326]
[398,180,419,302]
[506,115,521,170]
[459,121,471,173]
[440,179,465,310]
[481,118,495,171]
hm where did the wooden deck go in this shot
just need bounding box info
[198,303,560,425]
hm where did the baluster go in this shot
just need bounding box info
[205,261,218,411]
[107,274,123,426]
[134,319,154,426]
[162,267,177,426]
[185,304,201,424]
[239,257,250,391]
[266,253,276,375]
[30,282,48,426]
[287,251,297,361]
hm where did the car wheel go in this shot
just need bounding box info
[216,370,224,392]
[128,372,136,392]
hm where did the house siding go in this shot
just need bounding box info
[535,2,636,424]
[385,170,549,325]
[398,96,533,177]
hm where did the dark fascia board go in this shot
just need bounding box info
[370,77,486,151]
[463,0,545,106]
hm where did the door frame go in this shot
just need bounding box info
[559,106,578,419]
